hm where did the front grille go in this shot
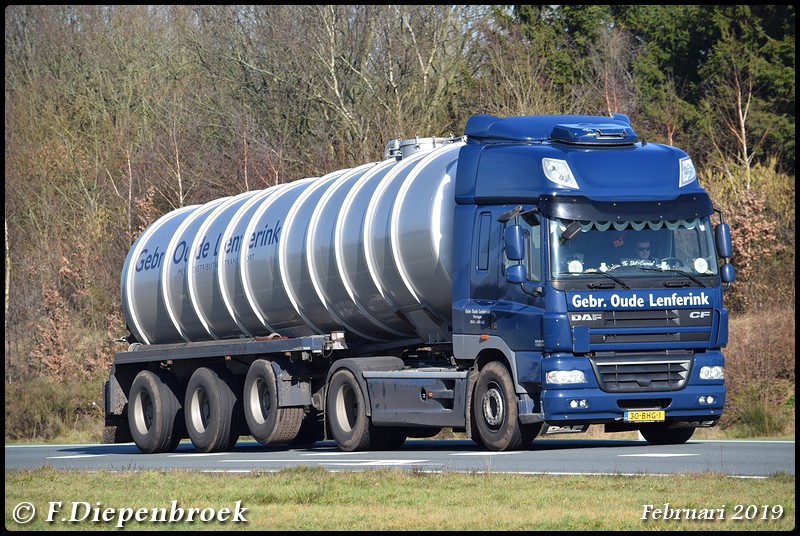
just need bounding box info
[589,351,692,393]
[569,308,712,348]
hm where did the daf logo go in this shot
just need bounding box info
[689,311,711,319]
[570,313,603,322]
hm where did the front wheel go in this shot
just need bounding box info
[472,361,529,451]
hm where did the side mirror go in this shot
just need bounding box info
[506,263,526,284]
[721,263,736,284]
[561,221,582,241]
[504,225,525,261]
[715,223,732,259]
[521,210,540,227]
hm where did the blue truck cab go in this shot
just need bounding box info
[451,114,735,447]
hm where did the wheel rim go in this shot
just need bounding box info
[334,382,357,433]
[190,387,210,433]
[481,382,505,430]
[248,377,271,425]
[133,391,153,435]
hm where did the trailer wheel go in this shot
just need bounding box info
[129,370,183,454]
[473,361,527,451]
[640,425,695,445]
[243,359,304,445]
[290,409,325,446]
[326,369,373,451]
[184,367,241,452]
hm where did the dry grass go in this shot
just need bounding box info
[720,306,795,437]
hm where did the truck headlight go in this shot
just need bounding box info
[699,365,724,380]
[546,370,587,384]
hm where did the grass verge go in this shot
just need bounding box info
[5,466,795,531]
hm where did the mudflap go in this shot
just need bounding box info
[102,376,133,444]
[465,367,480,442]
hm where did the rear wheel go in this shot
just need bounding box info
[290,409,325,446]
[640,425,695,445]
[326,369,373,451]
[184,366,241,452]
[128,370,184,453]
[243,359,304,445]
[473,361,529,451]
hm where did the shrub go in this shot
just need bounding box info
[4,377,105,442]
[719,305,796,436]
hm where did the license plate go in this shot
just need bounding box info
[624,410,665,422]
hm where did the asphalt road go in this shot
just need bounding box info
[5,438,794,477]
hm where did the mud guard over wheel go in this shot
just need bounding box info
[128,369,184,454]
[243,359,304,445]
[184,366,242,453]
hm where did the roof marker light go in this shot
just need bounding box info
[542,158,579,189]
[679,157,697,187]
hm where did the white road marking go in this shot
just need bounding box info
[619,453,701,457]
[169,452,229,457]
[450,451,525,456]
[46,454,105,459]
[221,459,378,463]
[323,460,428,466]
[299,452,363,456]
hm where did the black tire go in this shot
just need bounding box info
[326,369,373,452]
[290,409,325,446]
[243,359,304,445]
[472,361,526,451]
[128,370,183,454]
[184,366,242,453]
[640,426,695,445]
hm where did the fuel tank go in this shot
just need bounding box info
[121,138,463,345]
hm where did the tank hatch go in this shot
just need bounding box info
[383,136,461,160]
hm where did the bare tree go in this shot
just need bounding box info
[705,43,769,193]
[585,25,639,117]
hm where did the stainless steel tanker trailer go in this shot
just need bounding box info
[103,113,736,453]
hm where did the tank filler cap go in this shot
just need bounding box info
[383,135,463,161]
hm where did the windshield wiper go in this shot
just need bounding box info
[558,270,630,290]
[637,266,706,287]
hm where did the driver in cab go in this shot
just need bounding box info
[620,236,658,268]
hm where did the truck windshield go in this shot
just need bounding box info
[548,217,719,280]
